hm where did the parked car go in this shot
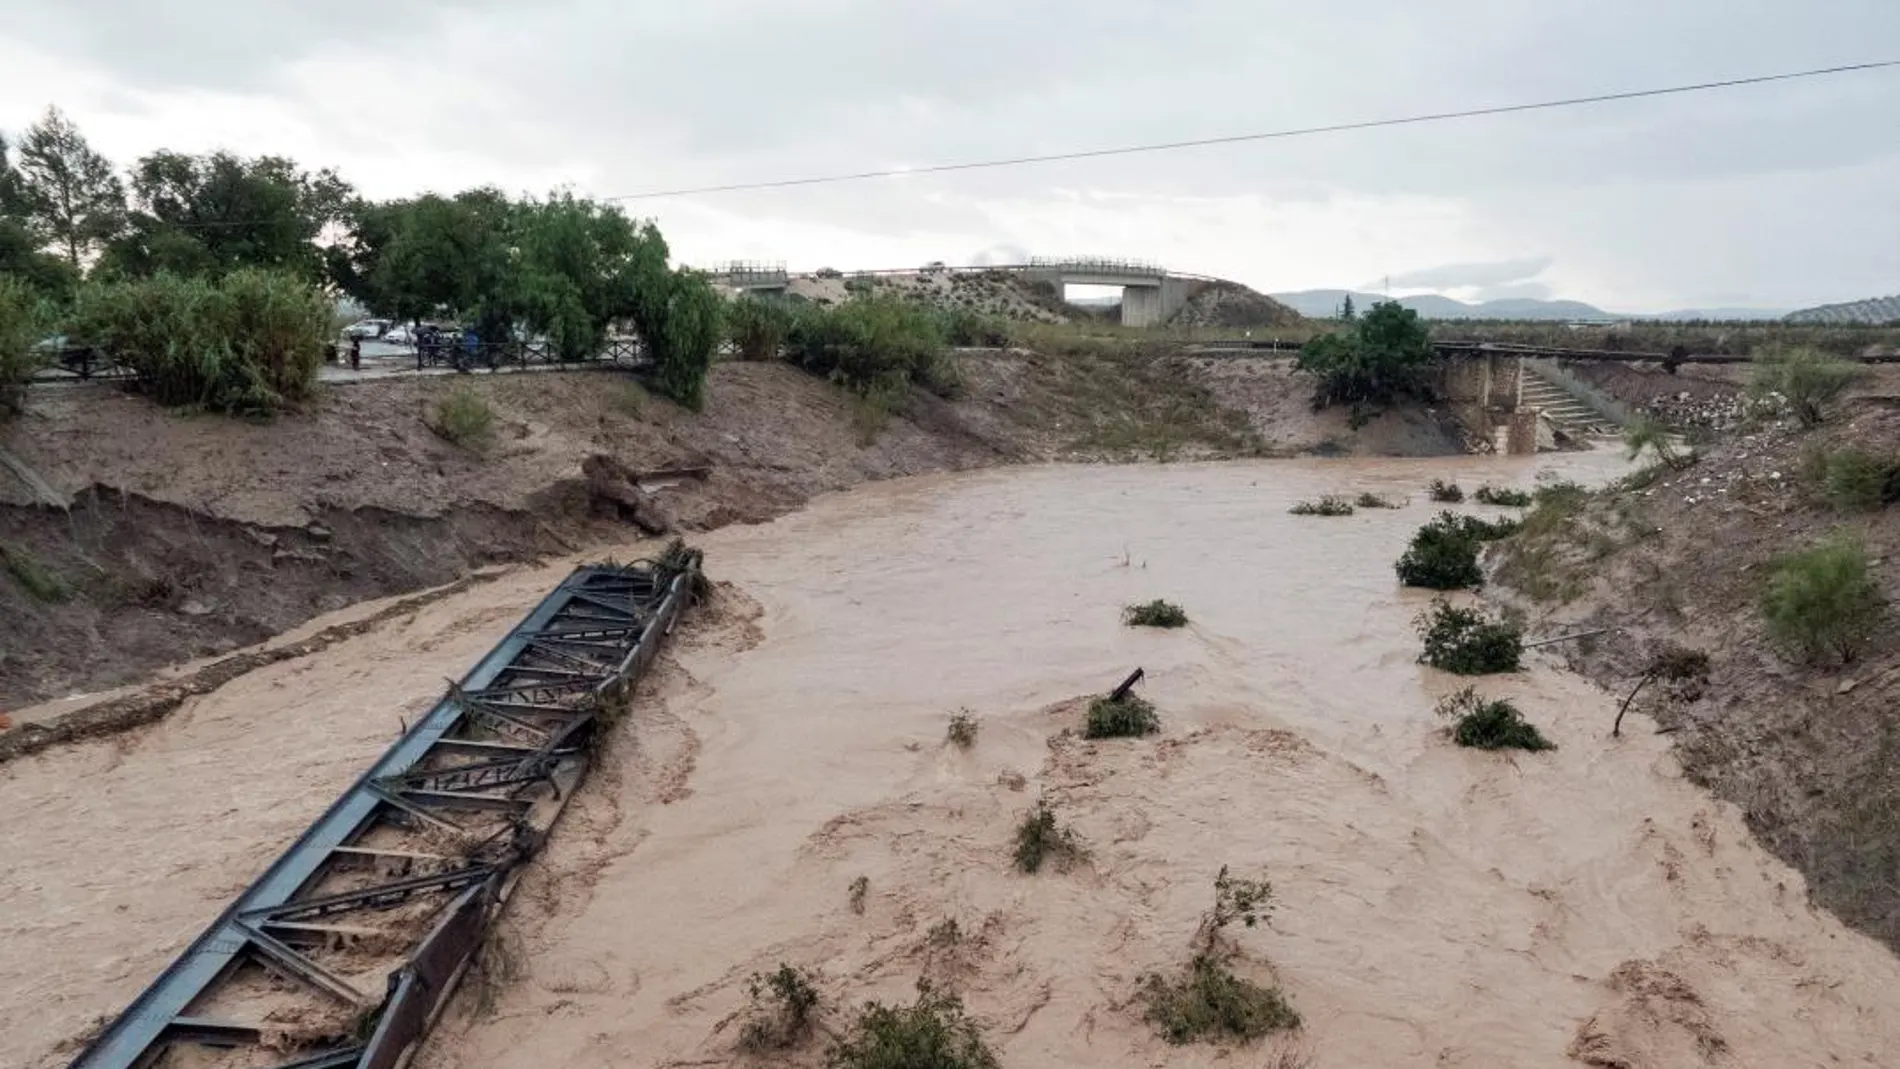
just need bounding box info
[381,325,415,344]
[342,318,391,339]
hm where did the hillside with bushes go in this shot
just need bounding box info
[1488,354,1900,952]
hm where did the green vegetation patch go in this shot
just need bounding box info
[1288,496,1354,517]
[1124,599,1190,628]
[1013,801,1086,874]
[740,963,820,1052]
[1086,694,1160,739]
[1427,479,1465,503]
[1473,485,1532,507]
[1804,445,1900,512]
[1760,535,1886,665]
[829,985,999,1069]
[1395,512,1515,591]
[1355,492,1403,509]
[431,386,497,449]
[1142,954,1301,1045]
[1436,687,1554,751]
[1416,600,1523,675]
[2,544,72,603]
[1750,348,1862,427]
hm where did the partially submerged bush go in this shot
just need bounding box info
[1473,485,1532,507]
[1288,496,1354,516]
[1,544,71,603]
[740,963,820,1051]
[1142,867,1299,1045]
[1395,512,1495,590]
[1086,694,1160,739]
[1760,536,1886,664]
[431,386,496,449]
[1124,599,1189,628]
[1751,348,1861,427]
[1428,479,1465,503]
[1013,801,1085,874]
[848,876,869,914]
[946,710,979,749]
[1355,492,1402,509]
[1416,600,1523,675]
[1436,688,1554,751]
[1143,955,1302,1045]
[830,984,999,1069]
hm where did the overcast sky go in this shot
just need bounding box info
[3,1,1897,312]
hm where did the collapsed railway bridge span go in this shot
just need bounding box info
[69,545,702,1069]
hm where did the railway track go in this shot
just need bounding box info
[69,544,702,1069]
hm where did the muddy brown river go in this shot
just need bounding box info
[6,455,1899,1068]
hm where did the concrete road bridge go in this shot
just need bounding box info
[706,257,1214,327]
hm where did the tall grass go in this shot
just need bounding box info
[1750,348,1862,428]
[68,269,328,415]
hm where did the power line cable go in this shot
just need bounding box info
[604,60,1900,200]
[110,59,1900,231]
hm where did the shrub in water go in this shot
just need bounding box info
[1428,479,1464,503]
[1436,688,1554,751]
[1395,512,1485,590]
[1142,867,1299,1045]
[1086,694,1160,738]
[1142,954,1302,1045]
[1473,485,1533,507]
[1355,492,1402,509]
[1124,599,1189,628]
[946,710,978,749]
[829,985,999,1069]
[740,963,820,1051]
[1760,536,1885,664]
[1288,496,1354,516]
[1416,600,1523,675]
[1014,800,1086,874]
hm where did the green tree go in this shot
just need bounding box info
[1339,293,1355,320]
[514,192,670,358]
[1296,299,1435,423]
[336,189,516,328]
[13,106,125,268]
[0,275,49,417]
[645,269,725,409]
[102,151,351,280]
[0,218,80,298]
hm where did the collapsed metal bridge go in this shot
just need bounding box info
[70,545,703,1069]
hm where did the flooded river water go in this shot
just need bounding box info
[7,454,1899,1068]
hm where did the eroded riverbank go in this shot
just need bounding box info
[7,455,1898,1068]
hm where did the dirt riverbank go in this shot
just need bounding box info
[0,350,1463,711]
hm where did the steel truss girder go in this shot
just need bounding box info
[71,546,701,1069]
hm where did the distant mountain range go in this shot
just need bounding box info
[1269,289,1791,323]
[1784,295,1900,325]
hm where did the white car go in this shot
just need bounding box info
[381,325,415,344]
[342,318,391,339]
